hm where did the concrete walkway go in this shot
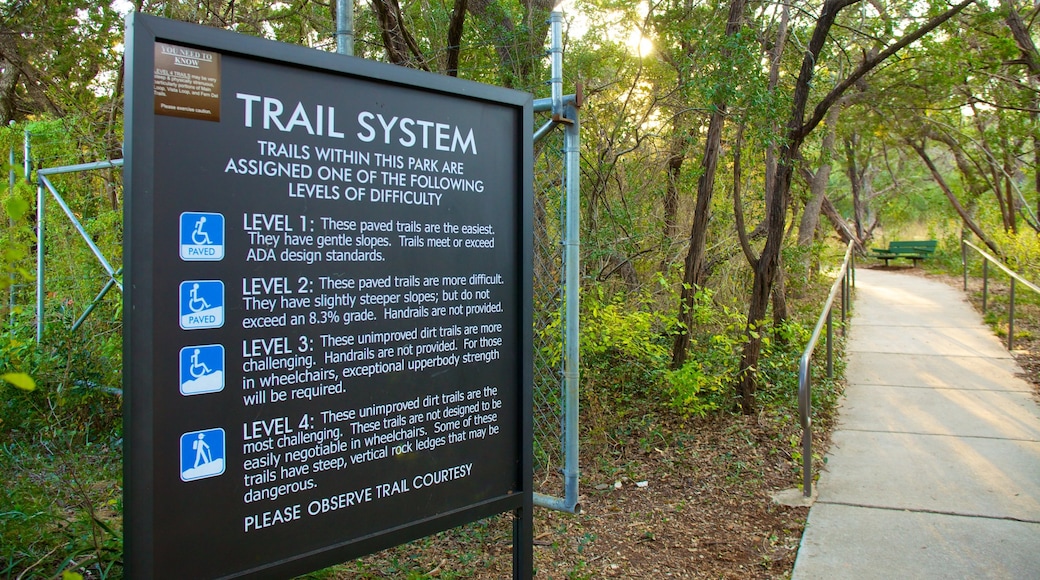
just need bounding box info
[792,268,1040,579]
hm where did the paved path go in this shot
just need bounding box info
[792,268,1040,579]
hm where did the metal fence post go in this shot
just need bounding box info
[335,0,353,56]
[7,147,14,322]
[531,12,581,514]
[35,170,43,342]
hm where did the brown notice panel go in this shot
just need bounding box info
[154,41,221,122]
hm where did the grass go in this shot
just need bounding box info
[1,430,123,579]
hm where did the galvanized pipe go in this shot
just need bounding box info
[851,252,856,288]
[37,158,123,176]
[549,12,564,117]
[40,175,122,285]
[533,119,558,143]
[35,173,43,342]
[842,263,849,337]
[23,130,29,184]
[335,0,354,56]
[533,94,577,113]
[533,12,581,514]
[800,363,812,495]
[961,238,968,291]
[559,97,580,514]
[72,268,123,332]
[841,270,848,331]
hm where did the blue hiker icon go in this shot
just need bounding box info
[180,427,225,481]
[180,212,225,261]
[179,344,224,395]
[179,280,224,329]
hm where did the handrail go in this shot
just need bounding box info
[798,241,855,497]
[961,239,1040,351]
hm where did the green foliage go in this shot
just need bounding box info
[577,276,812,420]
[992,229,1040,278]
[1,372,35,391]
[662,289,748,417]
[579,283,673,399]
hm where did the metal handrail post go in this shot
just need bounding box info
[798,354,812,496]
[841,270,848,330]
[1008,278,1016,350]
[962,239,968,291]
[982,261,989,312]
[826,310,833,378]
[851,252,856,288]
[797,241,854,497]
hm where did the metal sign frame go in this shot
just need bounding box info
[123,13,532,579]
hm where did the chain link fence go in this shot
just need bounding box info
[532,118,566,497]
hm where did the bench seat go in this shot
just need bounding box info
[870,240,937,267]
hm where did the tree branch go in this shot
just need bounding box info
[798,0,975,140]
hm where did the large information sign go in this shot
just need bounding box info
[124,14,532,579]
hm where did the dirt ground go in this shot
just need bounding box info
[331,264,1040,580]
[336,411,813,579]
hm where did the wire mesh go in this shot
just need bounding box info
[531,117,566,495]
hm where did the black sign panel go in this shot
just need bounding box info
[124,14,532,579]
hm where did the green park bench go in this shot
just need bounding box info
[870,240,937,267]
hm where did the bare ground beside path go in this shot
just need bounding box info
[334,413,814,579]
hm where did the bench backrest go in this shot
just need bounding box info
[887,240,937,253]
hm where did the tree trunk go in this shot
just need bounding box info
[663,130,686,239]
[1001,0,1040,221]
[670,0,749,369]
[797,104,843,248]
[844,136,866,239]
[372,0,429,69]
[822,195,865,251]
[762,3,790,231]
[445,0,469,76]
[735,0,857,413]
